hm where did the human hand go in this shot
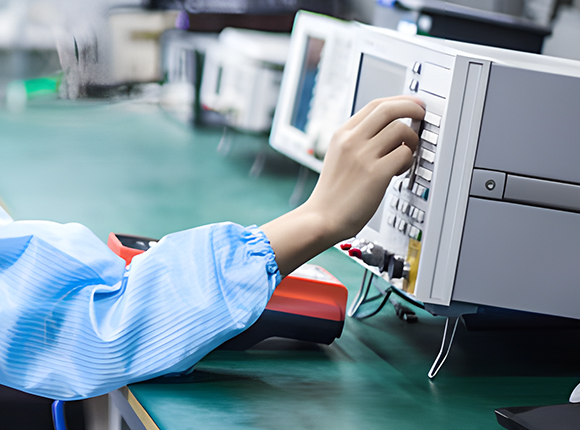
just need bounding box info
[304,96,425,242]
[261,96,425,276]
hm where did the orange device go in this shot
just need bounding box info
[107,233,348,349]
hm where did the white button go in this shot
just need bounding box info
[398,200,409,214]
[397,219,407,232]
[412,62,422,74]
[416,209,425,223]
[421,147,436,164]
[421,129,439,145]
[411,207,419,220]
[414,184,424,196]
[410,226,422,240]
[424,111,441,127]
[387,214,396,226]
[413,208,423,222]
[395,178,404,191]
[390,197,399,208]
[409,79,419,92]
[417,166,433,182]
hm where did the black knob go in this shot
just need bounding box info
[388,256,405,279]
[380,251,394,273]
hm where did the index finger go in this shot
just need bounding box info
[341,96,425,132]
[353,99,426,140]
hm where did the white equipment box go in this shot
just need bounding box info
[200,28,290,133]
[270,11,580,376]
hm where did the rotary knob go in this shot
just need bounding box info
[387,256,410,280]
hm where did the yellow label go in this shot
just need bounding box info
[405,238,422,295]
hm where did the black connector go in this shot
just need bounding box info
[388,256,405,279]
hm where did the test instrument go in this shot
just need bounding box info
[270,11,580,376]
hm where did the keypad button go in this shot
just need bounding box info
[396,219,407,232]
[408,227,422,241]
[416,166,433,182]
[424,111,441,127]
[408,226,419,239]
[421,129,439,145]
[412,184,429,201]
[397,200,409,214]
[412,61,422,74]
[409,79,419,92]
[416,209,425,223]
[395,178,404,192]
[421,147,436,164]
[413,184,423,196]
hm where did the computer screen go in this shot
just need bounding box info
[351,53,410,235]
[290,37,325,133]
[352,53,407,115]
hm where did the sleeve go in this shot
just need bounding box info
[0,216,280,400]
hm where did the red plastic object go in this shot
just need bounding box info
[348,248,362,259]
[270,266,347,322]
[107,233,147,266]
[107,233,348,322]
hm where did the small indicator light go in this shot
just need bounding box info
[485,179,496,191]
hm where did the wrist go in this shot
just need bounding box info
[299,199,349,248]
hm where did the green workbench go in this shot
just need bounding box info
[1,98,579,430]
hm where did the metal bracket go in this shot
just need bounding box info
[428,315,461,379]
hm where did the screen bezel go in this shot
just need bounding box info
[269,12,358,172]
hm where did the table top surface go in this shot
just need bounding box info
[1,97,579,430]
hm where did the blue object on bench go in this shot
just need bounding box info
[52,400,67,430]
